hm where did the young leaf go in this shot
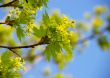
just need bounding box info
[42,11,50,25]
[44,44,52,61]
[16,26,25,41]
[1,52,12,65]
[33,26,46,37]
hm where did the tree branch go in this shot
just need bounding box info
[9,48,20,56]
[0,37,47,49]
[0,42,44,49]
[0,22,7,24]
[77,28,107,44]
[8,48,24,62]
[0,0,21,8]
[0,21,15,26]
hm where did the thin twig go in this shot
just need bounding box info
[8,48,21,57]
[77,34,95,44]
[77,28,106,44]
[8,48,24,62]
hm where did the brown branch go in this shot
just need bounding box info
[0,21,14,26]
[0,42,44,49]
[77,28,107,44]
[77,34,95,44]
[0,0,23,8]
[0,22,7,24]
[0,37,47,49]
[0,0,21,8]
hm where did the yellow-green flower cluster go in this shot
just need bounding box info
[55,26,68,41]
[26,22,36,33]
[54,51,73,69]
[54,73,63,78]
[47,13,76,43]
[94,6,107,15]
[11,57,23,71]
[69,31,79,46]
[92,17,103,28]
[7,6,36,27]
[61,16,76,29]
[20,0,48,9]
[0,52,24,78]
[39,12,76,68]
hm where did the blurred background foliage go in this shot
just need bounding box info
[0,0,110,78]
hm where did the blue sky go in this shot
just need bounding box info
[0,0,110,78]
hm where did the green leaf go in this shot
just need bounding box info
[44,44,52,61]
[107,14,110,23]
[43,0,48,7]
[0,0,2,2]
[1,52,12,65]
[16,26,25,41]
[98,36,109,51]
[106,25,110,32]
[33,26,46,37]
[62,42,72,54]
[44,42,62,61]
[42,11,50,25]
